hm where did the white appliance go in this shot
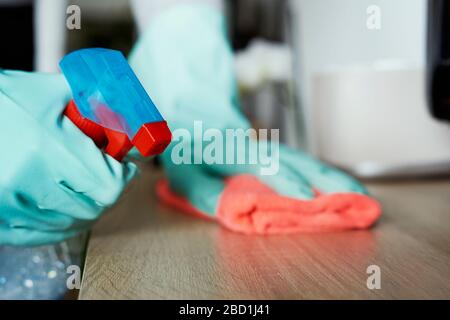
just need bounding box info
[288,0,450,177]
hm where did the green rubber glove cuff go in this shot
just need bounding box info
[129,4,251,133]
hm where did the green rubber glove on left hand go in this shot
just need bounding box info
[0,70,137,246]
[129,4,367,215]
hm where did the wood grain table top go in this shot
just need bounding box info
[79,166,450,299]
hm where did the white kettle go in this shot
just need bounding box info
[288,0,450,177]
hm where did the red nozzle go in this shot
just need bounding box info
[64,100,171,161]
[132,122,172,157]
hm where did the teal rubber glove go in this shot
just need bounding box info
[0,70,137,246]
[129,4,367,215]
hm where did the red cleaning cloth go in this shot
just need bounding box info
[156,174,382,235]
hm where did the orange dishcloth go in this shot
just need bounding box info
[156,174,381,235]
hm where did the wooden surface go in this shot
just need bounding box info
[79,166,450,299]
